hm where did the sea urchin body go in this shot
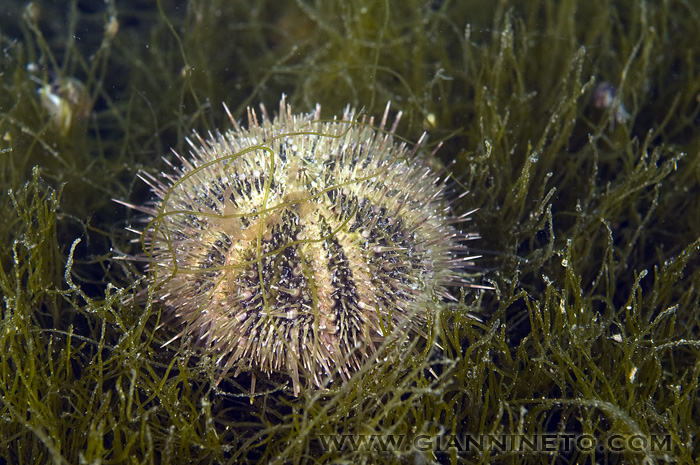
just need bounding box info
[130,96,475,395]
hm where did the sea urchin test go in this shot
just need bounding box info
[127,96,476,396]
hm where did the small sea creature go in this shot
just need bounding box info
[591,81,631,124]
[37,77,91,136]
[120,96,477,395]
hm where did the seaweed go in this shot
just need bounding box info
[1,0,700,463]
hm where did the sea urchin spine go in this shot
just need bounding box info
[124,96,477,395]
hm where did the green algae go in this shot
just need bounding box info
[1,0,700,463]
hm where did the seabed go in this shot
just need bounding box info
[0,0,699,463]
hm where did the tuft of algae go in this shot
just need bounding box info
[1,0,699,463]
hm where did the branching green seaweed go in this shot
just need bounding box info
[1,0,700,463]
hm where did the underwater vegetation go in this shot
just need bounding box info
[0,0,699,463]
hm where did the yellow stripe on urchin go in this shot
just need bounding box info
[134,95,476,396]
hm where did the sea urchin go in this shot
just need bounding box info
[124,96,477,395]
